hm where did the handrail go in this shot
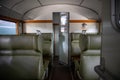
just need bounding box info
[94,65,114,80]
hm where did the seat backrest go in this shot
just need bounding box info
[0,35,44,80]
[79,34,88,51]
[79,34,101,80]
[0,35,42,52]
[87,34,101,50]
[71,33,80,41]
[42,33,52,41]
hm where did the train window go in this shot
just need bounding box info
[61,14,67,26]
[60,12,69,33]
[111,0,120,31]
[0,20,16,35]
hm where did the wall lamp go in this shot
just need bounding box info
[81,23,87,34]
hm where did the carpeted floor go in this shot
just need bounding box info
[49,57,74,80]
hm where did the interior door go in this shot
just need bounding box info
[53,12,60,57]
[53,12,69,65]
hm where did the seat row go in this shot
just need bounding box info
[71,33,101,80]
[0,33,53,80]
[0,33,101,80]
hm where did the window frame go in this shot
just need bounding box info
[111,0,120,32]
[0,15,20,35]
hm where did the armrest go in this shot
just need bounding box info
[43,60,50,79]
[94,65,115,80]
[73,59,80,71]
[44,60,50,70]
[73,59,82,79]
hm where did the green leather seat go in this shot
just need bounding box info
[75,34,101,80]
[42,33,53,59]
[0,35,44,80]
[71,33,81,60]
[42,33,53,78]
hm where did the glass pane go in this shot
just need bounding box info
[60,12,69,32]
[61,15,67,26]
[0,20,16,35]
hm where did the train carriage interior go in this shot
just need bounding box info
[0,0,120,80]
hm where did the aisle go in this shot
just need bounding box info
[50,57,73,80]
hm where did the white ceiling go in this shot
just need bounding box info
[0,0,102,20]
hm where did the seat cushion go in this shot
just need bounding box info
[82,50,100,56]
[0,54,44,80]
[79,54,100,80]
